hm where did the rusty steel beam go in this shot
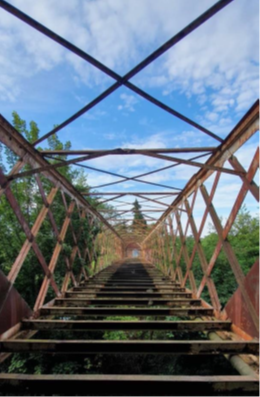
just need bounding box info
[7,184,59,284]
[197,149,259,297]
[0,0,234,145]
[101,209,165,212]
[22,319,231,331]
[142,100,259,243]
[178,190,198,293]
[21,149,240,184]
[34,201,76,311]
[55,297,201,307]
[37,190,80,288]
[141,151,244,176]
[1,339,257,355]
[84,152,210,192]
[200,183,259,331]
[41,147,217,155]
[84,192,178,196]
[229,151,259,201]
[134,195,181,212]
[7,151,112,181]
[40,306,215,317]
[0,115,122,240]
[184,200,221,312]
[0,158,26,198]
[0,374,258,396]
[0,167,61,297]
[183,171,221,288]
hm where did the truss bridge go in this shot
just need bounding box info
[0,0,259,395]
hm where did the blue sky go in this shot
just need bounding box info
[0,0,259,233]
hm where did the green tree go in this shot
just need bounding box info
[132,199,147,230]
[0,111,105,307]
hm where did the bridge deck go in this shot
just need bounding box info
[0,260,258,395]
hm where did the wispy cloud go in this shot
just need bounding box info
[118,93,138,112]
[0,0,258,229]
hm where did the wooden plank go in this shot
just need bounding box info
[40,307,214,316]
[22,320,232,331]
[1,340,258,355]
[0,374,258,396]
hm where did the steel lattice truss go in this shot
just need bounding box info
[0,0,259,394]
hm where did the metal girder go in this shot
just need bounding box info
[0,115,122,241]
[40,147,217,155]
[0,0,234,145]
[142,100,259,243]
[0,374,258,396]
[1,340,257,355]
[22,319,231,331]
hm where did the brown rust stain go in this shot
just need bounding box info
[225,259,259,338]
[0,270,32,336]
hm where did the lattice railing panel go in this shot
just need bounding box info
[0,142,122,335]
[144,120,259,332]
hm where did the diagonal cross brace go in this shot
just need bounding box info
[0,0,234,144]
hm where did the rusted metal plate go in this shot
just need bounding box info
[1,339,258,355]
[0,374,258,396]
[225,260,259,338]
[40,306,214,317]
[0,270,32,337]
[22,319,232,331]
[54,297,200,307]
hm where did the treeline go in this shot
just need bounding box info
[0,113,258,379]
[166,205,259,307]
[0,112,103,307]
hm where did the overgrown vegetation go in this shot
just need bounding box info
[1,317,238,377]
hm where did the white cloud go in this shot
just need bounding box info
[0,0,258,231]
[0,0,257,139]
[134,0,258,122]
[0,0,243,102]
[118,93,138,112]
[103,133,116,140]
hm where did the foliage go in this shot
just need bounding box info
[165,204,259,307]
[0,111,103,307]
[0,113,258,379]
[132,199,147,230]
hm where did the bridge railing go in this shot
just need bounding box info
[0,116,121,336]
[143,102,259,338]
